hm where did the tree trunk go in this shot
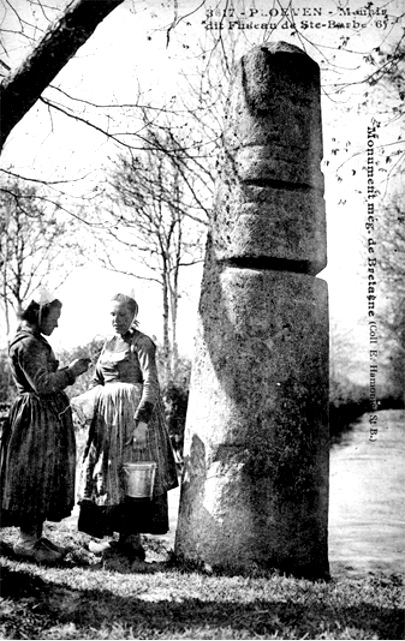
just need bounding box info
[0,0,125,152]
[169,165,181,378]
[169,278,179,379]
[1,273,10,345]
[162,266,172,383]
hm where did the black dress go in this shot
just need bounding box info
[0,325,76,526]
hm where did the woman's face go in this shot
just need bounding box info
[40,306,61,336]
[110,301,134,336]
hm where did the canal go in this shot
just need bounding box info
[329,409,405,577]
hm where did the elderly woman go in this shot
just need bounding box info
[77,293,178,562]
[0,297,90,563]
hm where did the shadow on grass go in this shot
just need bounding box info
[0,539,169,574]
[0,561,404,640]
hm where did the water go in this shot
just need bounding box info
[329,409,405,577]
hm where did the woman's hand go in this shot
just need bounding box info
[69,357,91,377]
[132,421,149,449]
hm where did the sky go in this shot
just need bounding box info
[1,0,403,376]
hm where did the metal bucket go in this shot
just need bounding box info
[122,462,157,499]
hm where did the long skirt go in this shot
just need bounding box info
[78,382,178,537]
[0,391,76,527]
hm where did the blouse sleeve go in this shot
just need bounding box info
[16,337,75,394]
[133,334,160,423]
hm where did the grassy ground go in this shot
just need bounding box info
[0,523,403,640]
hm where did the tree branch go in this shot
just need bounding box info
[0,0,125,151]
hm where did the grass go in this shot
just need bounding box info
[0,522,404,640]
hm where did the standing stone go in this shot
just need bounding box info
[175,42,329,578]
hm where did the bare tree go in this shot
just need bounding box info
[0,179,85,339]
[1,0,403,189]
[95,126,207,379]
[0,0,127,152]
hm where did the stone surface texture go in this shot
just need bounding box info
[213,41,326,274]
[175,42,329,578]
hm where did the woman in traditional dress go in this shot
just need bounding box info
[77,293,178,562]
[0,296,90,563]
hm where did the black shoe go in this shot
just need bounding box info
[40,537,67,556]
[14,539,63,564]
[117,534,146,561]
[78,500,110,539]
